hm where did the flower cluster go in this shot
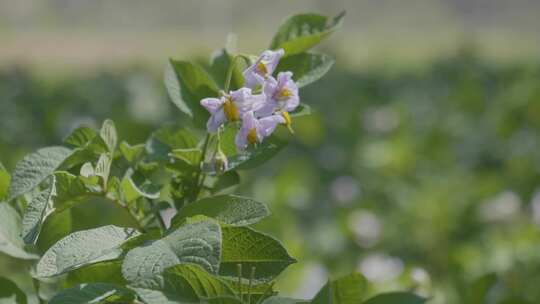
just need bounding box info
[200,49,299,152]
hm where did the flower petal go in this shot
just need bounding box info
[206,109,226,133]
[201,97,224,114]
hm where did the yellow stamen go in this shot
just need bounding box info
[223,98,240,121]
[281,112,294,134]
[247,128,258,145]
[256,62,268,76]
[277,88,293,100]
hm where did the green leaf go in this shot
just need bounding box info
[63,126,98,148]
[66,260,126,287]
[209,133,286,173]
[122,220,221,289]
[0,203,38,259]
[0,163,10,200]
[220,226,296,282]
[146,125,198,162]
[362,292,427,304]
[263,297,308,304]
[465,273,498,304]
[204,297,244,304]
[100,119,118,153]
[0,277,27,304]
[165,59,220,128]
[35,225,140,278]
[9,146,72,200]
[172,195,270,227]
[132,264,237,304]
[120,141,145,163]
[121,172,161,202]
[270,12,345,56]
[311,273,368,304]
[276,52,335,88]
[169,148,202,166]
[21,178,55,245]
[290,104,311,118]
[164,264,236,299]
[211,171,240,194]
[209,48,244,90]
[54,171,97,209]
[49,283,135,304]
[95,153,112,187]
[36,209,72,255]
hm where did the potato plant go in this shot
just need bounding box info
[0,12,427,304]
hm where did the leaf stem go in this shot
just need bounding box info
[194,133,211,199]
[149,199,167,234]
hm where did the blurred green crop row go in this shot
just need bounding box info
[2,49,540,303]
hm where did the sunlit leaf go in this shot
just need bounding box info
[270,12,345,56]
[36,225,140,278]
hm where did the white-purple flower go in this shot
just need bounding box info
[235,111,285,151]
[200,88,263,132]
[243,49,285,88]
[256,71,300,117]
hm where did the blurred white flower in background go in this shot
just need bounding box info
[478,191,521,222]
[292,262,328,300]
[361,106,400,134]
[359,253,404,283]
[347,210,381,248]
[530,189,540,226]
[330,175,361,206]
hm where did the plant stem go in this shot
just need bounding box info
[149,199,167,234]
[194,133,211,199]
[32,278,44,304]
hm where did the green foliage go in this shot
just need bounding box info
[171,195,270,227]
[270,12,345,56]
[36,225,140,278]
[0,277,27,304]
[165,60,220,129]
[361,292,427,304]
[49,283,135,304]
[8,146,72,200]
[0,11,420,304]
[311,273,368,304]
[0,203,39,260]
[220,226,296,282]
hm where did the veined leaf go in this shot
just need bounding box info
[0,162,10,200]
[132,264,237,304]
[0,277,27,304]
[146,125,198,162]
[165,59,220,129]
[36,225,140,278]
[172,195,270,227]
[169,148,202,166]
[100,119,118,153]
[311,273,368,304]
[362,292,427,304]
[8,146,72,200]
[270,12,345,56]
[21,178,55,245]
[95,153,112,187]
[63,126,98,148]
[49,283,135,304]
[122,220,221,289]
[0,203,38,260]
[120,141,145,163]
[276,52,335,88]
[220,226,296,282]
[121,172,161,202]
[209,48,244,90]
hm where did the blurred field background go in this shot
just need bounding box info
[2,1,540,303]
